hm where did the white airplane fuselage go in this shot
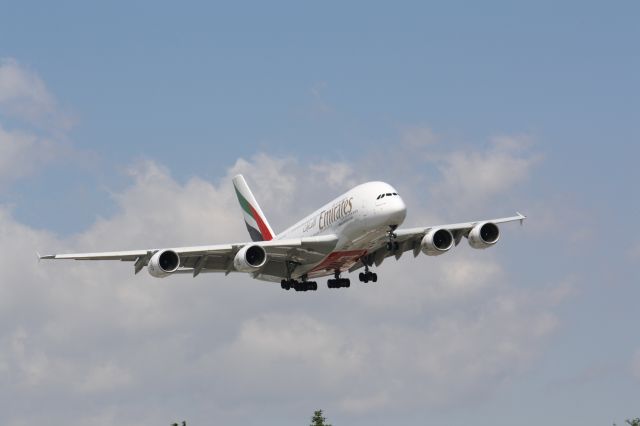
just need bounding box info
[274,181,406,279]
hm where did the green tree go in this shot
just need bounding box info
[626,419,640,426]
[310,410,332,426]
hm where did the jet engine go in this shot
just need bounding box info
[421,228,454,256]
[233,244,267,272]
[148,249,180,278]
[468,222,500,249]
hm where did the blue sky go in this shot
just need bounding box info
[0,2,639,425]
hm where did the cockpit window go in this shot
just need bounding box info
[377,192,400,199]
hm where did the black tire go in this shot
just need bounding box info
[359,272,365,282]
[372,273,378,282]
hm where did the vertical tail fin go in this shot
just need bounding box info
[232,174,276,242]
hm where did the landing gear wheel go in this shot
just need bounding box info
[328,278,350,289]
[359,271,378,283]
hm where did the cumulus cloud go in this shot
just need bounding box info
[0,58,73,185]
[0,60,557,425]
[0,143,560,425]
[0,125,58,183]
[429,135,540,211]
[0,58,71,129]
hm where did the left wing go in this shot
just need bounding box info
[39,235,339,279]
[351,212,526,271]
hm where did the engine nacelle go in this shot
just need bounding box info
[421,228,454,256]
[148,249,180,278]
[468,222,500,249]
[233,244,267,272]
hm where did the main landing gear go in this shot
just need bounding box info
[358,265,378,283]
[327,270,350,289]
[281,279,318,292]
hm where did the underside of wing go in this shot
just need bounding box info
[39,234,339,280]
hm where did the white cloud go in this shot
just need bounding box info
[0,125,58,183]
[78,362,133,393]
[0,65,561,426]
[0,58,71,129]
[0,58,73,185]
[0,145,562,424]
[429,135,540,211]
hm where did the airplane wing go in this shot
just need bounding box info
[350,212,526,271]
[40,234,339,278]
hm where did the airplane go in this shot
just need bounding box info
[39,174,526,291]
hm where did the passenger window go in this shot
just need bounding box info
[393,192,397,195]
[386,193,392,196]
[376,195,381,199]
[381,194,385,198]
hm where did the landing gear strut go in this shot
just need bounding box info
[327,270,350,289]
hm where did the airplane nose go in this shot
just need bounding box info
[388,196,407,226]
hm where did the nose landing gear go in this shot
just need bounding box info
[386,225,400,251]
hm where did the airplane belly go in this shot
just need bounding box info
[305,249,368,279]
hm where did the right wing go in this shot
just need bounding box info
[39,235,339,279]
[350,212,526,271]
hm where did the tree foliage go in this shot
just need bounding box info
[310,410,332,426]
[614,418,639,426]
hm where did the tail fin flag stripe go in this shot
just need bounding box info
[234,187,274,241]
